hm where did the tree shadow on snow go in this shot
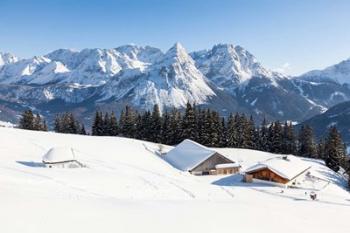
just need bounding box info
[16,161,45,168]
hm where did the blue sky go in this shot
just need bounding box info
[0,0,350,75]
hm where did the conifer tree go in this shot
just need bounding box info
[258,118,269,151]
[80,124,87,135]
[19,110,35,130]
[269,121,283,153]
[92,111,103,136]
[324,126,346,172]
[168,108,182,145]
[108,112,119,136]
[298,125,317,158]
[218,118,227,147]
[160,111,171,145]
[226,113,239,148]
[119,105,136,138]
[207,111,220,147]
[150,104,162,142]
[282,122,296,155]
[317,139,326,160]
[243,115,255,149]
[181,102,197,141]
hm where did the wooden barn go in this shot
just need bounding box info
[164,139,239,175]
[244,155,311,186]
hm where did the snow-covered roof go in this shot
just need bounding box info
[215,163,241,169]
[164,139,218,171]
[245,155,311,181]
[42,147,76,163]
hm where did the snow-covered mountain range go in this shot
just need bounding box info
[1,43,350,124]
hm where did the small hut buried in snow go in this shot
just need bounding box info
[42,147,83,168]
[164,139,239,175]
[244,155,311,187]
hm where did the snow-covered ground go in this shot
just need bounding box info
[0,127,349,233]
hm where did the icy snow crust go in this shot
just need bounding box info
[0,127,349,233]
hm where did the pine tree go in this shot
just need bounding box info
[317,139,326,160]
[150,104,162,143]
[108,112,119,136]
[138,110,151,140]
[33,114,42,130]
[67,113,78,134]
[282,122,296,155]
[19,110,35,130]
[102,112,110,135]
[41,120,48,131]
[258,118,269,151]
[181,102,197,141]
[218,118,227,147]
[269,121,283,153]
[54,115,61,132]
[298,125,317,158]
[196,109,204,145]
[92,111,104,136]
[226,113,239,148]
[243,115,255,149]
[160,111,171,145]
[324,127,346,172]
[168,108,182,145]
[119,105,136,138]
[80,124,87,135]
[208,111,220,147]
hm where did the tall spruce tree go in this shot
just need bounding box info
[19,110,35,130]
[269,121,283,153]
[160,111,171,145]
[181,102,197,141]
[282,122,296,155]
[92,111,104,136]
[119,105,137,138]
[324,127,346,172]
[258,118,269,151]
[298,125,317,158]
[226,113,239,148]
[150,104,162,143]
[108,112,119,136]
[168,108,182,145]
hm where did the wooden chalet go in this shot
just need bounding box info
[165,139,239,175]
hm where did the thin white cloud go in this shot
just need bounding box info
[274,62,291,74]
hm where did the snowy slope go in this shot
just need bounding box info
[0,52,18,66]
[300,58,350,84]
[0,127,349,233]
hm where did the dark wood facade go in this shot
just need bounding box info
[190,152,233,175]
[246,168,289,184]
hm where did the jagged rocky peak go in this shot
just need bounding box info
[0,52,19,66]
[115,44,163,63]
[162,42,194,64]
[191,43,277,91]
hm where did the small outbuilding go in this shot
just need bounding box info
[215,163,241,175]
[164,139,238,175]
[42,147,83,168]
[244,155,311,186]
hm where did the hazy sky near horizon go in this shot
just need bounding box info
[0,0,350,75]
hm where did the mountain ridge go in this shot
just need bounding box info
[0,42,350,125]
